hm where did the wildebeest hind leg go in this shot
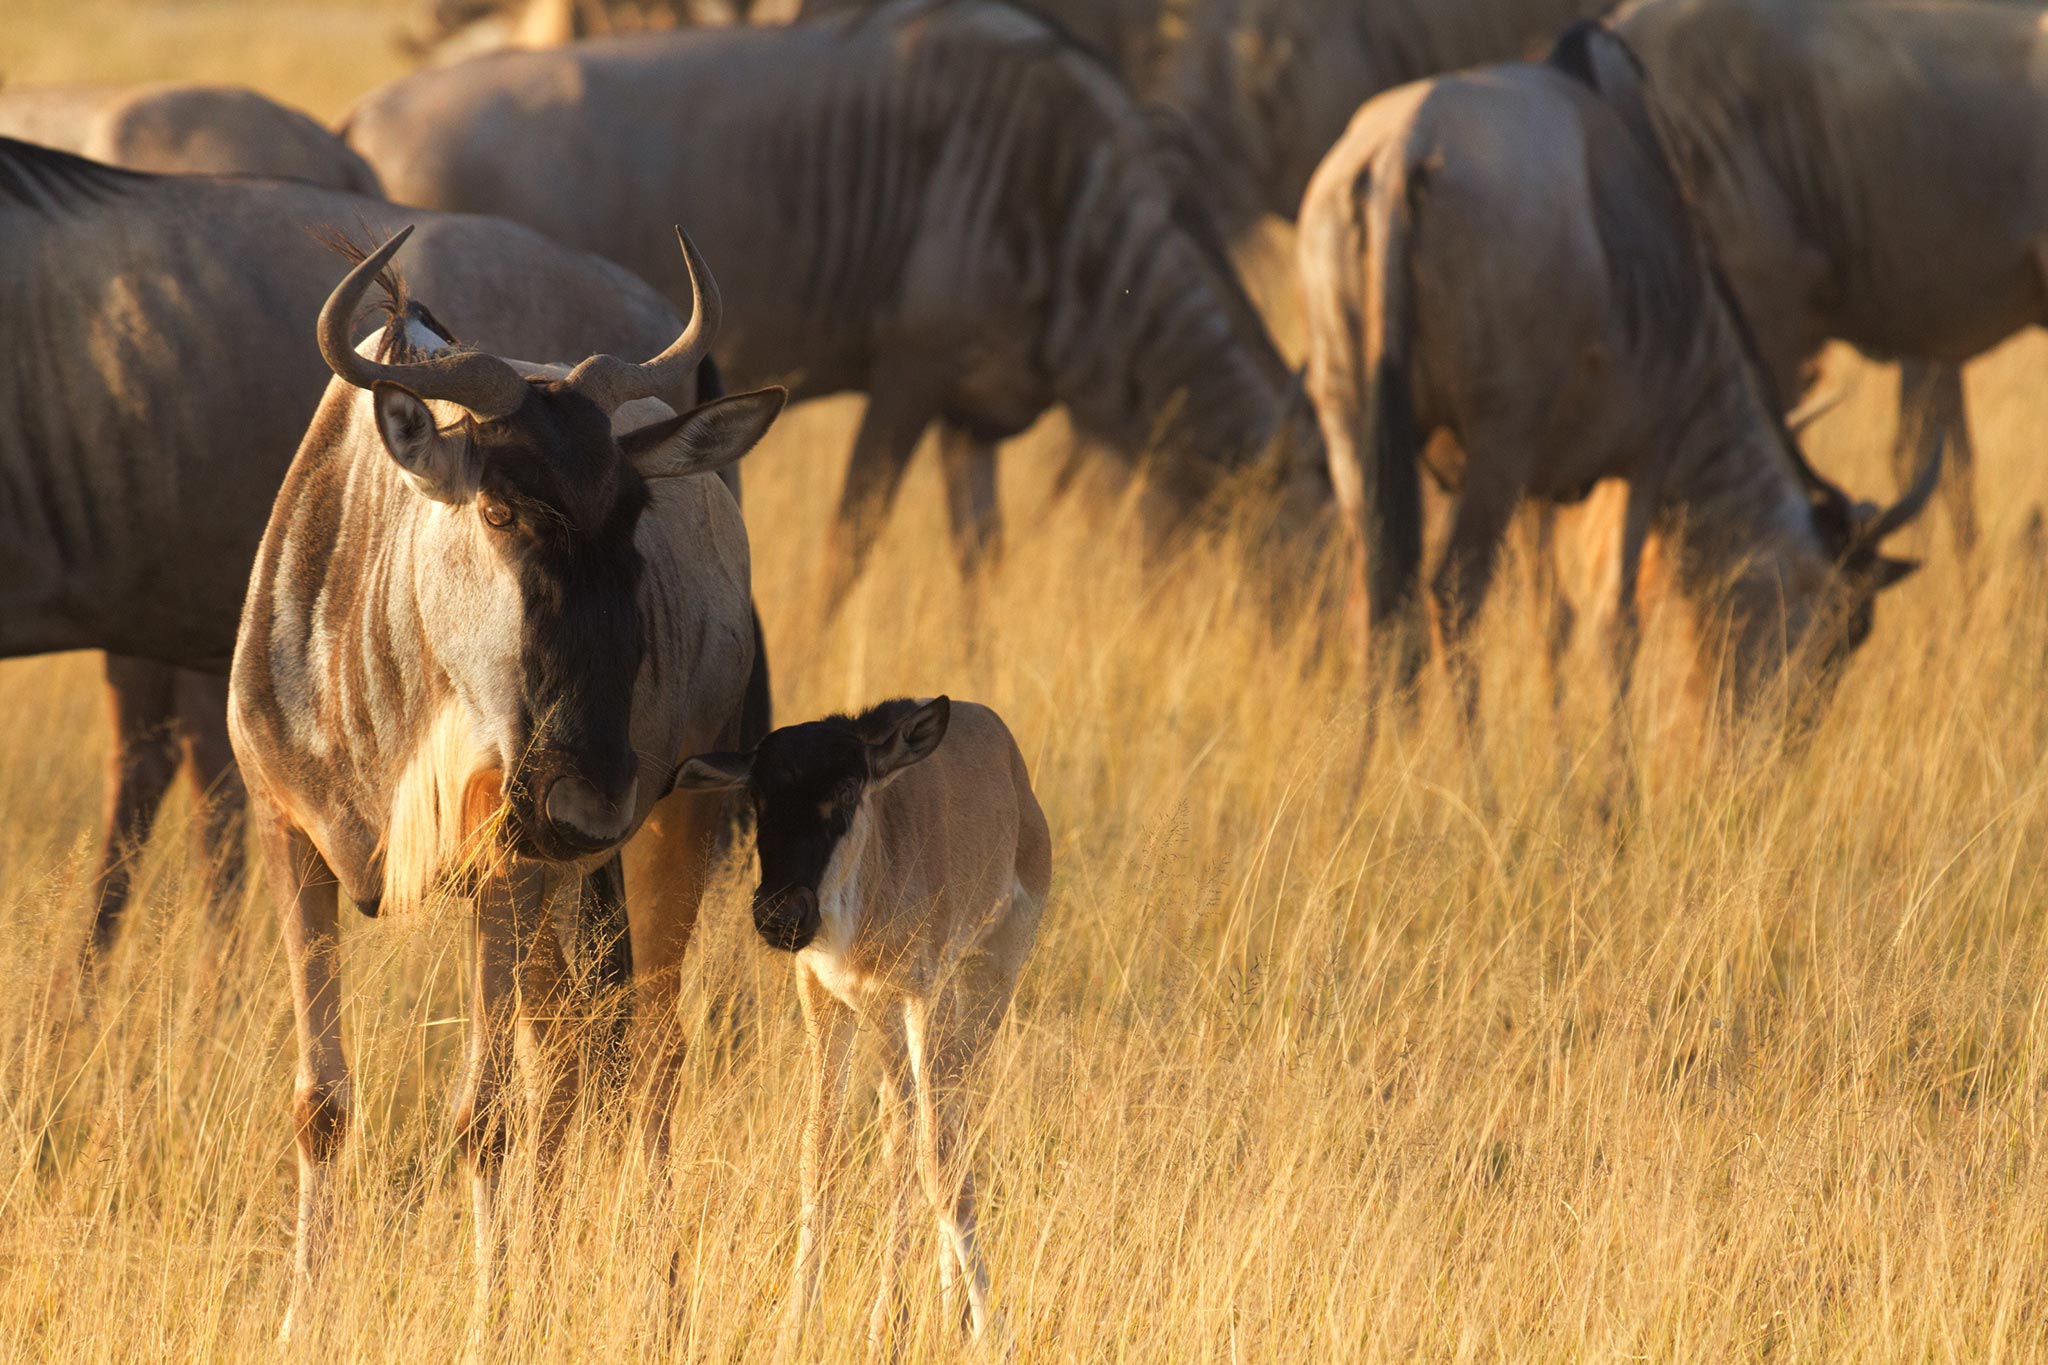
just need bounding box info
[85,655,181,963]
[1432,486,1517,805]
[173,667,248,936]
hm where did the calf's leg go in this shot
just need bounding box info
[788,961,857,1335]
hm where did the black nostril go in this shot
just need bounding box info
[753,887,818,951]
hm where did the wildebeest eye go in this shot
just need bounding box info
[480,497,514,530]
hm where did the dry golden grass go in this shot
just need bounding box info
[6,7,2048,1360]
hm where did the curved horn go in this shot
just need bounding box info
[1864,429,1946,543]
[316,226,530,419]
[566,227,722,413]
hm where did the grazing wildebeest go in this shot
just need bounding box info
[0,82,383,193]
[675,696,1049,1347]
[0,89,377,958]
[1612,0,2048,553]
[803,0,1614,234]
[398,0,797,64]
[229,229,784,1338]
[0,136,757,963]
[1298,26,1938,730]
[345,0,1324,597]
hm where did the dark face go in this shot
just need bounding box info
[474,385,651,862]
[740,721,872,952]
[1806,500,1918,681]
[671,698,952,953]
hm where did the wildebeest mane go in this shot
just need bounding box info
[0,136,143,214]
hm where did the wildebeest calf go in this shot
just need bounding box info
[675,696,1051,1347]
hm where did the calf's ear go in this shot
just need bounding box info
[374,382,476,504]
[868,697,951,783]
[625,387,788,481]
[671,751,754,793]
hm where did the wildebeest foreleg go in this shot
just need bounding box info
[518,879,582,1188]
[818,388,937,603]
[1894,360,1973,555]
[264,817,347,1344]
[937,422,1002,579]
[787,960,856,1337]
[452,866,535,1324]
[621,787,722,1162]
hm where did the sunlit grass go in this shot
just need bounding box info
[4,6,2048,1358]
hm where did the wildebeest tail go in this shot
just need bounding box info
[1361,158,1426,669]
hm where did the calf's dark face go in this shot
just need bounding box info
[672,699,953,953]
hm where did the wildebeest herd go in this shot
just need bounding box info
[1,0,2037,1345]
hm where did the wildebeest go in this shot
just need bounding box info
[345,0,1324,597]
[0,82,383,194]
[0,136,756,961]
[805,0,1614,234]
[1612,0,2048,553]
[0,89,378,958]
[397,0,798,64]
[229,229,784,1337]
[1298,26,1938,726]
[675,696,1049,1347]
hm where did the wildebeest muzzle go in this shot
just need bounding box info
[753,884,820,953]
[512,748,640,862]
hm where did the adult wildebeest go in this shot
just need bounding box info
[803,0,1614,234]
[1612,0,2048,553]
[1299,26,1937,730]
[0,88,378,959]
[0,82,383,193]
[0,136,760,963]
[345,0,1325,597]
[675,696,1049,1348]
[230,229,784,1338]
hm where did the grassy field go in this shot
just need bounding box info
[6,7,2048,1360]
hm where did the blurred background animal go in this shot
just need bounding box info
[344,0,1328,600]
[1612,0,2048,555]
[1298,25,1936,738]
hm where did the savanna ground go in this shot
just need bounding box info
[6,6,2048,1360]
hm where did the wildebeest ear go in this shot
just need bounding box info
[372,381,474,504]
[1875,556,1921,591]
[868,697,951,782]
[671,751,753,792]
[624,387,788,481]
